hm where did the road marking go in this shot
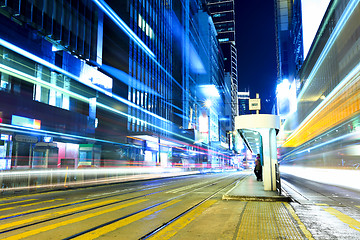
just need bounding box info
[166,182,208,193]
[0,199,36,207]
[148,200,217,240]
[315,203,329,206]
[322,207,360,232]
[1,199,147,240]
[72,199,181,240]
[0,199,92,220]
[0,200,118,231]
[0,192,54,201]
[284,202,315,240]
[0,199,64,212]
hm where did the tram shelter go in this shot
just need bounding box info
[235,114,280,191]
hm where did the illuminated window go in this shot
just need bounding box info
[219,38,229,42]
[138,14,154,39]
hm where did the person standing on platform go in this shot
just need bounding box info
[254,154,262,181]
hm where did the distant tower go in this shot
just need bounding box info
[274,0,304,84]
[206,0,238,132]
[274,0,304,116]
[238,90,250,115]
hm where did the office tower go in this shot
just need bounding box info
[206,0,238,132]
[274,0,304,116]
[196,9,226,166]
[172,1,229,167]
[274,0,304,84]
[238,91,250,115]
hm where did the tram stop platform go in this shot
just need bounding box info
[217,174,313,239]
[222,174,291,202]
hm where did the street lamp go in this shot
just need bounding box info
[204,99,212,108]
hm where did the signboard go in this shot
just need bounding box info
[11,115,41,129]
[249,99,261,111]
[209,109,219,142]
[15,134,38,143]
[80,63,113,94]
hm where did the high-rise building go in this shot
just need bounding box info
[238,91,250,115]
[274,0,304,116]
[206,0,238,132]
[274,0,304,83]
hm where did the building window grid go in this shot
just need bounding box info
[127,0,173,135]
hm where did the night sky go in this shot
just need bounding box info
[235,0,278,114]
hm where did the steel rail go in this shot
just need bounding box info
[58,173,243,239]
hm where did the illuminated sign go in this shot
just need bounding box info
[146,141,159,151]
[249,99,261,111]
[15,135,38,143]
[1,134,10,141]
[209,109,219,142]
[43,137,53,143]
[80,63,113,94]
[11,115,41,129]
[198,111,209,144]
[198,113,209,133]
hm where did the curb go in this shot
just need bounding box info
[222,194,292,202]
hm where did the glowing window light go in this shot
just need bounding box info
[138,15,142,29]
[276,79,290,99]
[219,38,229,42]
[199,85,220,98]
[204,99,212,108]
[92,0,155,58]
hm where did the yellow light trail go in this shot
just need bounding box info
[283,70,360,148]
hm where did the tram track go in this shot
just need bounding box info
[138,176,242,240]
[0,174,203,220]
[60,173,244,240]
[0,173,242,238]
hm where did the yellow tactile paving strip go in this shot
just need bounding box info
[236,202,306,240]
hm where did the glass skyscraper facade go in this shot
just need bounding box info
[274,0,304,83]
[206,0,238,130]
[274,0,304,117]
